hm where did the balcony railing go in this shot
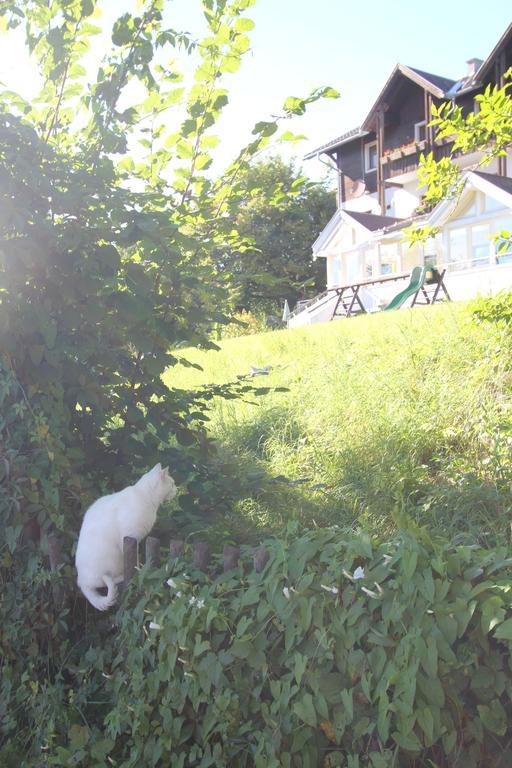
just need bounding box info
[381,138,454,181]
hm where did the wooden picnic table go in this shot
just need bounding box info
[330,272,410,319]
[329,268,450,319]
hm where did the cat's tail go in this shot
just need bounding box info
[80,575,118,611]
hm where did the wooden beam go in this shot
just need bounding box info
[424,92,433,150]
[145,536,161,567]
[376,109,385,212]
[336,149,345,206]
[123,536,138,590]
[223,545,240,571]
[498,51,508,176]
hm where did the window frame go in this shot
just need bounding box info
[414,120,427,142]
[364,141,378,173]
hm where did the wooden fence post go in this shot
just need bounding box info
[253,545,269,573]
[193,541,211,573]
[223,545,240,571]
[145,536,161,567]
[123,536,138,590]
[169,539,184,559]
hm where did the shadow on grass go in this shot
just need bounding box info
[201,404,512,546]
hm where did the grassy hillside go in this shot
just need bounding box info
[165,302,512,545]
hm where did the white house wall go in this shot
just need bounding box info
[297,169,512,327]
[444,262,512,300]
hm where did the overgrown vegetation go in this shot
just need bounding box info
[213,156,336,316]
[168,301,512,545]
[0,0,339,763]
[84,529,512,766]
[1,1,512,765]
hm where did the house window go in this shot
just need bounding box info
[331,256,343,286]
[448,228,467,271]
[364,249,375,277]
[424,237,438,266]
[380,243,398,275]
[483,194,504,213]
[414,121,427,142]
[365,141,377,172]
[471,224,491,268]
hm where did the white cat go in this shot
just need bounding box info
[75,464,177,611]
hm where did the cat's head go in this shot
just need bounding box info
[140,463,177,503]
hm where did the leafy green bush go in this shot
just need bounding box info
[102,527,512,767]
[471,289,512,329]
[219,310,272,339]
[0,2,339,762]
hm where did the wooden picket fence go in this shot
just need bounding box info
[44,533,271,606]
[122,535,270,591]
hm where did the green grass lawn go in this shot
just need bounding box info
[165,301,512,545]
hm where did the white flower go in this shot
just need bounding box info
[149,621,161,630]
[283,587,291,600]
[188,596,205,609]
[353,567,365,580]
[320,584,339,594]
[382,555,392,566]
[176,591,182,598]
[166,578,177,588]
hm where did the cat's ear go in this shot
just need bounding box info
[162,466,169,475]
[152,463,162,473]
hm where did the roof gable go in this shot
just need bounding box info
[304,23,511,162]
[312,208,406,256]
[362,63,455,131]
[428,171,512,228]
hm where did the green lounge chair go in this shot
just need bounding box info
[383,266,427,311]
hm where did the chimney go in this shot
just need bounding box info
[466,58,483,79]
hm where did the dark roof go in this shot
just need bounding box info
[472,171,512,196]
[305,24,511,161]
[406,67,456,93]
[362,64,456,130]
[345,210,405,232]
[303,127,368,160]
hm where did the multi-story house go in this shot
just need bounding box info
[289,23,512,326]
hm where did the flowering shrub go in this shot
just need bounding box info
[102,527,512,767]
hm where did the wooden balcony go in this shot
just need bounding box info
[381,139,454,182]
[381,140,426,181]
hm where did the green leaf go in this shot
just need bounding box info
[392,729,422,752]
[416,706,434,746]
[494,617,512,640]
[481,595,505,634]
[234,17,255,32]
[477,701,507,736]
[284,96,306,115]
[293,693,317,727]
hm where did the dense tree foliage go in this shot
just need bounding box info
[0,0,339,761]
[215,156,336,315]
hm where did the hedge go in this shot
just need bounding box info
[101,527,512,767]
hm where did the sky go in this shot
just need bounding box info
[0,1,511,181]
